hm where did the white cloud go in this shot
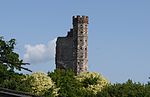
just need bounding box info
[23,38,57,64]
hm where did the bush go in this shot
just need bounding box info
[76,72,109,95]
[26,72,59,96]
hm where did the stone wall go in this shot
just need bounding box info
[56,15,88,74]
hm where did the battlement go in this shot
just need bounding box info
[73,15,88,24]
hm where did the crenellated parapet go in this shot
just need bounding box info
[73,15,88,25]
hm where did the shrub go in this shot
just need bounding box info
[76,72,109,95]
[27,72,59,96]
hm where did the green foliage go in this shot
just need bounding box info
[0,36,31,72]
[0,64,31,92]
[48,69,85,97]
[0,64,8,83]
[0,62,30,91]
[0,36,32,92]
[97,79,150,97]
[0,71,23,89]
[26,72,58,96]
[76,72,109,95]
[48,70,110,97]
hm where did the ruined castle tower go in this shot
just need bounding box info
[56,15,88,74]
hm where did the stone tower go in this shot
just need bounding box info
[56,15,88,74]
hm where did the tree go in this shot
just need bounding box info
[0,36,31,72]
[76,72,109,95]
[0,36,32,91]
[25,72,59,96]
[48,69,85,97]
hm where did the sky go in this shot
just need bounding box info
[0,0,150,83]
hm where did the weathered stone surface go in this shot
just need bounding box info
[56,15,88,75]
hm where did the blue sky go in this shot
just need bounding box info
[0,0,150,83]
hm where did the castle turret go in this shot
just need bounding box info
[72,15,88,74]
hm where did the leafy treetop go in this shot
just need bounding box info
[0,36,31,72]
